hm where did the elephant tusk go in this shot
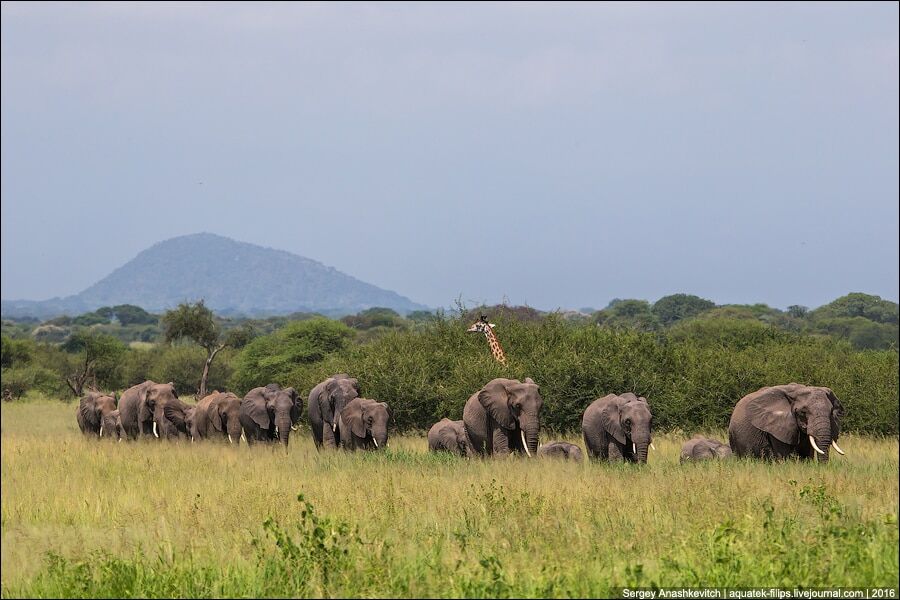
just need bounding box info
[291,423,299,431]
[831,440,845,455]
[632,443,637,455]
[650,442,656,450]
[275,426,279,436]
[333,422,337,432]
[241,432,247,443]
[373,437,378,448]
[153,422,159,438]
[228,434,233,444]
[191,436,195,443]
[99,424,104,438]
[520,430,532,457]
[809,435,826,455]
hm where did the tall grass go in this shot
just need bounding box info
[2,400,897,597]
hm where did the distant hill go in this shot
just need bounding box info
[1,233,428,318]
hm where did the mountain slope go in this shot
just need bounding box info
[2,233,428,317]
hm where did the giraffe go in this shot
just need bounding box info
[467,315,507,365]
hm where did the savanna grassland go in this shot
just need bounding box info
[2,400,897,598]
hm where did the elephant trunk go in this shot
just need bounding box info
[631,428,651,464]
[227,419,242,446]
[372,428,388,451]
[809,416,832,463]
[520,413,540,458]
[276,415,292,447]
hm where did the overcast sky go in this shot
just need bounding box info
[2,2,897,311]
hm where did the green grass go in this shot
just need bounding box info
[2,400,898,598]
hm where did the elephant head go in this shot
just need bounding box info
[79,391,118,438]
[342,398,391,449]
[746,383,845,462]
[478,377,543,457]
[246,384,301,447]
[600,393,653,463]
[145,382,184,438]
[208,392,243,443]
[184,406,196,441]
[320,375,360,435]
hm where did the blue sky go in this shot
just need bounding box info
[2,2,897,311]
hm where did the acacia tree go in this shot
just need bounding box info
[161,301,251,398]
[60,331,125,396]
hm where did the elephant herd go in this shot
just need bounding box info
[77,374,847,464]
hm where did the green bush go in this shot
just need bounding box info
[1,365,66,399]
[230,319,353,394]
[283,315,898,435]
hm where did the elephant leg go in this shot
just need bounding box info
[492,426,511,456]
[768,435,796,461]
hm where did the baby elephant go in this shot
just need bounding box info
[428,418,470,456]
[538,441,584,462]
[680,437,733,463]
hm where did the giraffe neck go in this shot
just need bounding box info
[483,328,507,365]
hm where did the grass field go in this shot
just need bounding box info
[2,400,898,598]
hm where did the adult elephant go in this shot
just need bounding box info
[680,437,732,463]
[337,398,391,451]
[538,441,584,462]
[76,391,118,439]
[117,381,180,440]
[728,383,845,462]
[240,384,301,447]
[307,374,359,450]
[582,393,655,463]
[427,418,470,456]
[463,378,543,458]
[192,391,243,443]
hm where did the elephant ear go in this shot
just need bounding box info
[79,395,100,430]
[747,387,798,445]
[320,381,337,423]
[478,380,517,430]
[209,398,224,432]
[599,398,626,445]
[348,378,360,395]
[342,401,367,438]
[825,388,845,419]
[286,387,302,424]
[138,382,154,424]
[164,403,186,432]
[244,393,271,430]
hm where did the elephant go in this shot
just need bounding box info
[192,391,243,443]
[307,374,360,450]
[538,441,584,462]
[117,381,180,440]
[240,383,302,447]
[463,378,543,458]
[76,391,118,439]
[155,392,194,440]
[728,383,845,462]
[427,418,470,456]
[680,437,732,463]
[336,397,391,451]
[582,392,655,463]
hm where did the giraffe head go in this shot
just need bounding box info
[466,315,496,334]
